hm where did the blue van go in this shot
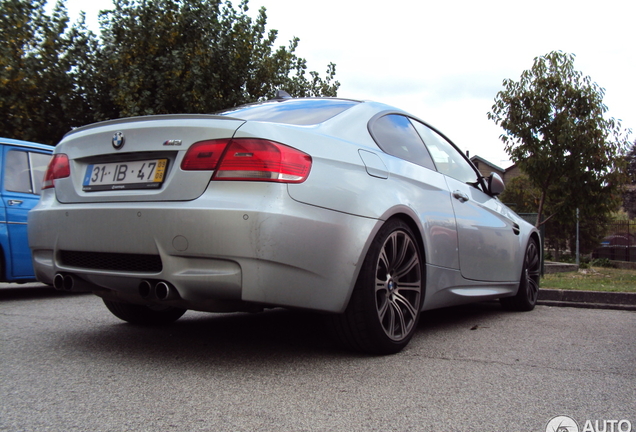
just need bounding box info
[0,138,54,282]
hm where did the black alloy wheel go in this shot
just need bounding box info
[331,219,424,354]
[501,237,541,311]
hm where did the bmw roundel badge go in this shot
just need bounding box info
[112,131,125,150]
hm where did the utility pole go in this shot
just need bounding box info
[576,208,580,266]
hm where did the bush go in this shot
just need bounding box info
[590,258,616,268]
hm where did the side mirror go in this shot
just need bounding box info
[487,172,505,196]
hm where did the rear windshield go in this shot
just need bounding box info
[219,99,359,125]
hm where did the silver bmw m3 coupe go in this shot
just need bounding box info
[28,95,541,354]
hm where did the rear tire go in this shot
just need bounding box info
[500,237,540,311]
[103,299,186,325]
[331,219,424,354]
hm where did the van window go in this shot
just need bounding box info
[3,150,52,195]
[4,150,31,193]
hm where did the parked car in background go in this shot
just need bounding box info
[28,95,541,354]
[1,138,53,282]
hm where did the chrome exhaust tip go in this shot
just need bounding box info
[155,281,177,301]
[53,273,97,292]
[62,274,74,291]
[53,273,66,290]
[138,280,153,299]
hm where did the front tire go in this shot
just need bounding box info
[332,219,424,354]
[103,299,186,325]
[500,237,540,311]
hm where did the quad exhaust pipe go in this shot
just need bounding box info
[53,273,71,290]
[138,280,179,301]
[53,274,178,299]
[53,273,95,292]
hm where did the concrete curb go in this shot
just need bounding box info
[544,261,579,273]
[538,289,636,311]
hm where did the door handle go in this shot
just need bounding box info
[452,191,469,203]
[8,200,23,206]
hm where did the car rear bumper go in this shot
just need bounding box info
[28,183,379,313]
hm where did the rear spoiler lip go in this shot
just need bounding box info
[64,114,245,138]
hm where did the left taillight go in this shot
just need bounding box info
[42,154,70,189]
[181,138,312,183]
[180,139,229,171]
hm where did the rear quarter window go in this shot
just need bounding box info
[368,114,436,170]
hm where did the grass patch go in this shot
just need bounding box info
[542,267,636,292]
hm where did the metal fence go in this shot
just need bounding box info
[592,220,636,262]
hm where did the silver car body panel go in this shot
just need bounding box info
[55,115,245,203]
[445,176,524,281]
[30,182,379,312]
[28,100,539,314]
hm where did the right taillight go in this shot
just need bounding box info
[181,138,312,183]
[42,154,70,189]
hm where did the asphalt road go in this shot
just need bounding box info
[1,285,634,432]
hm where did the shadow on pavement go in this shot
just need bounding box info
[0,283,86,300]
[50,300,511,363]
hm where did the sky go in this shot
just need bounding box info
[48,0,635,168]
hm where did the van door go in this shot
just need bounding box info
[2,147,51,278]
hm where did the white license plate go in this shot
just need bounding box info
[82,159,168,191]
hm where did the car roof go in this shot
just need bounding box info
[0,137,55,152]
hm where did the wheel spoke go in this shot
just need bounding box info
[389,300,407,338]
[396,281,421,292]
[391,233,408,270]
[395,251,419,280]
[387,233,399,267]
[377,296,390,322]
[527,276,539,302]
[378,248,390,274]
[527,246,540,270]
[393,291,418,322]
[529,252,539,268]
[375,278,386,294]
[384,304,396,336]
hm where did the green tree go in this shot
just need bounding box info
[499,175,540,214]
[1,0,339,143]
[0,0,98,144]
[501,173,614,255]
[489,51,631,250]
[97,0,339,118]
[622,140,636,218]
